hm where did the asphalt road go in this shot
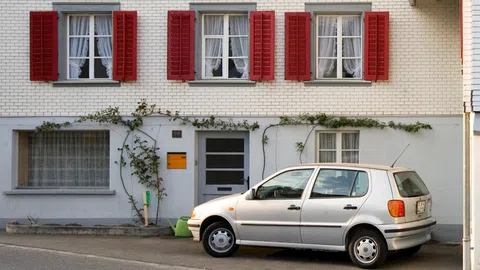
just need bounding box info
[0,232,462,270]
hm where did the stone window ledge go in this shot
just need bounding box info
[4,189,116,195]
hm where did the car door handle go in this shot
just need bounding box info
[287,205,301,210]
[343,204,358,210]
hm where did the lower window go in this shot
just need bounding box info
[17,131,110,188]
[317,131,359,163]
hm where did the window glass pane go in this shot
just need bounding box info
[69,58,89,79]
[351,171,368,197]
[94,16,112,36]
[393,171,430,197]
[319,151,336,163]
[342,38,361,58]
[342,59,361,78]
[229,37,248,57]
[256,169,313,200]
[69,16,90,35]
[319,133,336,149]
[318,17,337,37]
[342,151,359,163]
[94,59,109,78]
[205,38,223,57]
[206,171,244,185]
[342,16,361,37]
[311,169,357,198]
[206,139,244,153]
[317,58,337,79]
[229,15,248,35]
[228,59,247,78]
[25,131,109,188]
[95,37,112,57]
[206,154,244,169]
[69,38,89,57]
[342,133,359,149]
[204,15,224,35]
[205,58,222,77]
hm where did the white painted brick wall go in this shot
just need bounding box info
[464,0,472,112]
[0,0,462,116]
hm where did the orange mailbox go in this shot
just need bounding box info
[167,152,187,169]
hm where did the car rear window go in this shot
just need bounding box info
[393,171,429,197]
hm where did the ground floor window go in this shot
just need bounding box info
[317,131,359,163]
[17,131,110,188]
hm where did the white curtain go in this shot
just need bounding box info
[95,16,113,79]
[28,131,110,188]
[69,16,90,79]
[204,16,223,77]
[229,16,249,78]
[317,17,337,78]
[319,133,336,162]
[342,17,362,78]
[341,133,359,163]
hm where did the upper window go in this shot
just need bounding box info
[318,131,359,163]
[255,169,314,200]
[17,131,110,188]
[67,15,113,80]
[316,15,362,80]
[201,14,249,79]
[310,169,368,198]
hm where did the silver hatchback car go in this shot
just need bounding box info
[187,163,436,269]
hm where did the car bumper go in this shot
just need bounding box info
[187,219,201,241]
[378,217,436,251]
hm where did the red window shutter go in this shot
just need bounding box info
[364,12,389,81]
[167,11,195,81]
[30,11,58,81]
[250,11,275,81]
[113,11,137,81]
[284,12,310,81]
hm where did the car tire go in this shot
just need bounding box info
[398,244,422,257]
[348,229,388,269]
[202,221,239,258]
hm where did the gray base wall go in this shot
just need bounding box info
[0,115,463,242]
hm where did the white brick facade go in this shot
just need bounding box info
[0,0,462,117]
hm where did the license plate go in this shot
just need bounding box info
[416,200,426,214]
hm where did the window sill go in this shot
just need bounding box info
[304,80,372,87]
[188,80,256,87]
[52,80,120,87]
[4,189,116,195]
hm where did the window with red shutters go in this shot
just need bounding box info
[249,11,275,81]
[285,12,310,81]
[30,11,58,81]
[364,12,389,81]
[113,11,137,81]
[167,11,195,81]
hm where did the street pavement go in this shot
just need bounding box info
[0,231,462,270]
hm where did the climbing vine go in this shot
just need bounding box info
[36,100,433,220]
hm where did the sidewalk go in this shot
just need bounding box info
[0,231,462,269]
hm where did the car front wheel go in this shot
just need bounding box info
[202,221,239,258]
[348,229,388,269]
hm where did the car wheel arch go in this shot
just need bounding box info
[200,215,235,241]
[344,223,385,247]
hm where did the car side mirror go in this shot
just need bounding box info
[246,188,256,200]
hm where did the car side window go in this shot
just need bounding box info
[255,169,314,200]
[310,169,369,198]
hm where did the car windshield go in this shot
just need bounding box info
[393,171,429,197]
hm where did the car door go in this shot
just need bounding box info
[235,166,318,244]
[300,167,371,246]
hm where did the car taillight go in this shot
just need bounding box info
[388,200,405,217]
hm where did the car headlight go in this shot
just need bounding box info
[191,209,197,219]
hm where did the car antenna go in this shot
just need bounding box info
[390,143,410,168]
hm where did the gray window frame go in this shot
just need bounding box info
[188,3,257,86]
[52,2,121,87]
[304,3,372,86]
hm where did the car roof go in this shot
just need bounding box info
[293,163,412,172]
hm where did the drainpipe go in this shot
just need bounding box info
[463,111,471,270]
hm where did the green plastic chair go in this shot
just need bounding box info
[167,216,193,237]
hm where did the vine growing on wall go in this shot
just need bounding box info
[36,99,433,221]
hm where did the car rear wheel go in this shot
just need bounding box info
[348,229,388,269]
[202,221,239,258]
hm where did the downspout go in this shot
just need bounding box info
[463,111,471,270]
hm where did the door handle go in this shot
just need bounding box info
[287,205,301,210]
[343,204,358,210]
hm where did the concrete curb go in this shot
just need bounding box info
[6,223,173,236]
